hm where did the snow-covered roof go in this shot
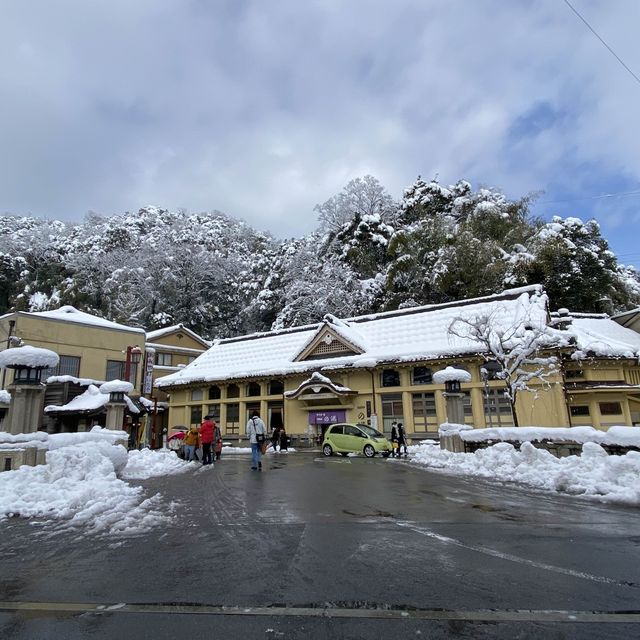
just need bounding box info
[145,324,210,347]
[0,345,59,369]
[6,306,145,334]
[157,286,559,388]
[44,384,140,414]
[567,315,640,360]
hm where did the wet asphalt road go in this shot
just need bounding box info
[1,451,640,639]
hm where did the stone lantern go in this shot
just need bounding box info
[99,380,134,431]
[0,345,59,436]
[433,366,472,425]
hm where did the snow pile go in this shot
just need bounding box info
[0,431,49,450]
[123,448,197,479]
[0,441,172,535]
[0,390,11,404]
[433,366,472,384]
[100,379,134,394]
[0,345,59,369]
[438,422,474,434]
[409,441,640,505]
[459,426,640,447]
[0,431,202,535]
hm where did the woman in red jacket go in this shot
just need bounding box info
[200,415,216,466]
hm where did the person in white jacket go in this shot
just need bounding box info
[246,410,267,470]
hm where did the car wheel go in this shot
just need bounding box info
[363,444,375,458]
[340,452,349,457]
[323,444,333,457]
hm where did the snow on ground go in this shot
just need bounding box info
[0,431,198,535]
[408,441,640,505]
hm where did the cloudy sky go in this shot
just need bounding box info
[2,0,640,267]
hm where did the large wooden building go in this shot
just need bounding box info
[156,286,640,443]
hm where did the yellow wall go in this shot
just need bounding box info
[0,314,145,389]
[164,357,640,439]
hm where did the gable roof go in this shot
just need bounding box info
[156,285,557,388]
[145,324,211,348]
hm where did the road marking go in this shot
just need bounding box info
[1,601,640,623]
[396,521,640,589]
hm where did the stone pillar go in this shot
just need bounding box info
[6,383,46,435]
[105,401,126,431]
[443,392,465,425]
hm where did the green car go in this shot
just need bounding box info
[321,423,392,458]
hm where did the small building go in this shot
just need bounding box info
[0,306,146,434]
[156,286,640,443]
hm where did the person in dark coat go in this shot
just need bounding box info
[390,421,399,457]
[279,427,289,451]
[397,422,408,457]
[271,426,281,452]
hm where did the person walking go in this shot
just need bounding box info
[390,421,399,458]
[214,421,223,461]
[183,425,200,462]
[247,410,267,470]
[397,422,408,457]
[200,415,215,466]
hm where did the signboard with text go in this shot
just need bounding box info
[307,410,346,425]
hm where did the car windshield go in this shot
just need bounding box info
[357,424,383,438]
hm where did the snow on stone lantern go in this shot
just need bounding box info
[433,366,472,425]
[99,379,134,431]
[0,345,59,435]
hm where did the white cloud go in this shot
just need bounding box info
[1,0,639,245]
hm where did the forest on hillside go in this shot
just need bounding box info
[1,175,639,340]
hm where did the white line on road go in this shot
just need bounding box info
[396,521,638,588]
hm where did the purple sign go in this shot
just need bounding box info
[308,410,346,425]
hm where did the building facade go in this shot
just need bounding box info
[157,286,640,442]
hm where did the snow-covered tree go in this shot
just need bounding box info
[448,302,566,427]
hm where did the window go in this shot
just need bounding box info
[106,359,137,384]
[207,404,221,422]
[565,369,583,380]
[329,425,344,435]
[226,403,239,434]
[190,405,202,426]
[247,382,261,397]
[412,367,432,385]
[599,402,622,416]
[227,384,239,398]
[381,393,404,431]
[155,352,172,366]
[44,355,81,379]
[208,385,221,400]
[570,405,590,416]
[106,360,125,381]
[268,379,284,395]
[462,391,473,418]
[483,389,514,427]
[345,425,365,437]
[412,392,437,431]
[381,369,400,387]
[191,389,203,401]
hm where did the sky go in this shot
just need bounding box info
[1,0,640,268]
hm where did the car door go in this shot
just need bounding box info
[343,424,367,452]
[327,424,346,451]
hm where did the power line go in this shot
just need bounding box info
[562,0,640,87]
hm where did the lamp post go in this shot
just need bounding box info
[124,345,142,387]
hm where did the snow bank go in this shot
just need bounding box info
[0,430,202,535]
[409,441,640,505]
[0,441,172,535]
[459,426,640,448]
[122,448,198,479]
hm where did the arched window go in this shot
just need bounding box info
[268,379,284,395]
[227,384,240,398]
[247,382,261,397]
[208,385,221,400]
